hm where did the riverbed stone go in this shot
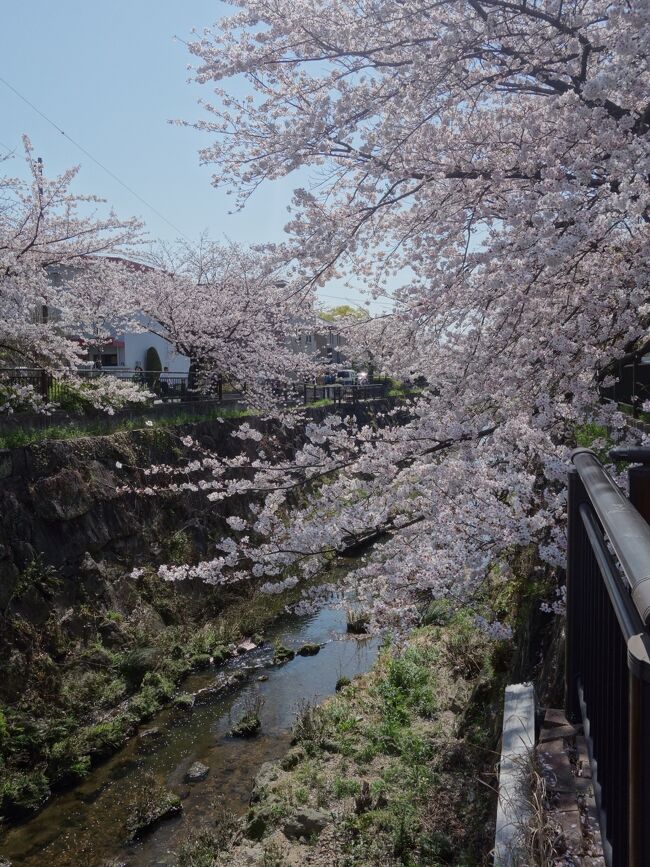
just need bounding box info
[172,692,195,711]
[185,761,210,783]
[250,762,280,802]
[194,683,224,705]
[281,746,306,771]
[125,790,182,842]
[282,808,330,839]
[237,639,257,654]
[273,644,295,663]
[139,727,162,740]
[137,727,165,755]
[297,642,320,656]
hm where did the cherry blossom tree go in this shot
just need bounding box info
[0,138,150,412]
[133,238,318,406]
[0,141,314,414]
[152,0,649,625]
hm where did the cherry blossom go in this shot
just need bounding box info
[152,0,650,624]
[0,138,151,411]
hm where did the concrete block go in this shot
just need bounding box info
[494,683,535,867]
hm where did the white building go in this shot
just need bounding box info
[88,315,190,373]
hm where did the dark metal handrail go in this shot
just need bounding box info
[566,446,650,867]
[578,502,642,642]
[572,449,650,626]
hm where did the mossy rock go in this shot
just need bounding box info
[280,746,306,771]
[273,644,295,664]
[297,643,320,657]
[125,789,182,842]
[190,653,212,671]
[335,676,351,692]
[231,713,261,738]
[173,693,195,711]
[346,613,370,635]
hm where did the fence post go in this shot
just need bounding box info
[39,369,49,400]
[628,459,650,526]
[608,446,650,867]
[627,450,650,867]
[565,467,589,725]
[627,636,650,867]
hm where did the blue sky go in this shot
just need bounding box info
[1,1,393,312]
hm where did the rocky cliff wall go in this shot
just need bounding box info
[0,400,396,611]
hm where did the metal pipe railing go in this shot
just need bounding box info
[567,446,650,867]
[571,448,650,626]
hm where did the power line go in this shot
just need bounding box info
[0,75,192,241]
[0,138,16,156]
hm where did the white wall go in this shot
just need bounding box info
[120,316,190,372]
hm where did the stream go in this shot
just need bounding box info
[0,582,379,867]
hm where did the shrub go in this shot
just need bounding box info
[0,769,50,817]
[145,346,162,389]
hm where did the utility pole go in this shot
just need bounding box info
[36,156,49,325]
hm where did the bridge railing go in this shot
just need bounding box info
[566,446,650,867]
[303,381,388,405]
[0,367,223,403]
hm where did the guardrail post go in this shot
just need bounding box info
[566,467,589,725]
[627,635,650,867]
[629,461,650,527]
[609,447,650,867]
[39,368,49,400]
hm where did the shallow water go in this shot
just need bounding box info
[0,591,378,867]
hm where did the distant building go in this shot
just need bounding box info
[287,318,346,365]
[43,260,190,373]
[85,315,190,373]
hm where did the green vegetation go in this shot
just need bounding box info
[10,555,61,603]
[319,305,368,322]
[573,420,616,463]
[189,548,555,867]
[0,404,253,450]
[230,612,502,866]
[145,346,163,391]
[385,378,423,398]
[0,561,325,819]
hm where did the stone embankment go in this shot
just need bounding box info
[0,401,395,820]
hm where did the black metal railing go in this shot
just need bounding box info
[566,446,650,867]
[303,380,388,405]
[0,368,223,405]
[600,353,650,418]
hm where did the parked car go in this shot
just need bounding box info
[335,369,359,385]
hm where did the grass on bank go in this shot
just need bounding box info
[0,405,254,450]
[179,608,507,867]
[0,563,323,820]
[177,546,557,867]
